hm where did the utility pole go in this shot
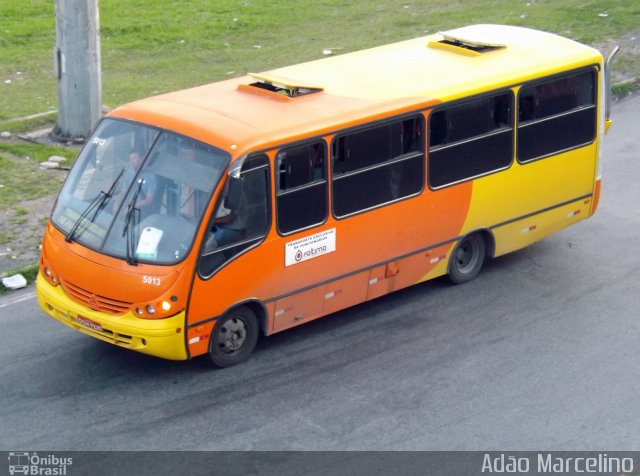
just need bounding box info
[53,0,102,141]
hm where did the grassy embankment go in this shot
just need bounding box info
[1,0,639,123]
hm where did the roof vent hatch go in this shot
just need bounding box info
[429,32,506,56]
[238,73,323,101]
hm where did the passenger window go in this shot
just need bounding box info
[199,154,270,276]
[428,92,514,188]
[332,116,424,217]
[276,142,328,234]
[518,69,596,162]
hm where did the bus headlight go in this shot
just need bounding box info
[132,296,181,319]
[40,258,59,287]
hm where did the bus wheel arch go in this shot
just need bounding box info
[208,304,260,368]
[242,299,269,335]
[447,230,491,285]
[480,228,495,259]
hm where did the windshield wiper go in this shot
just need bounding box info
[122,178,144,265]
[65,169,124,243]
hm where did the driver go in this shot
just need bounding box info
[112,149,157,215]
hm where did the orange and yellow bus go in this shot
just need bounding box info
[37,24,618,367]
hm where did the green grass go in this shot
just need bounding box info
[0,142,76,164]
[1,0,639,123]
[613,78,640,97]
[0,142,76,211]
[0,111,57,133]
[0,231,11,245]
[0,152,66,211]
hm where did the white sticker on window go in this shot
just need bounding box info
[285,228,336,267]
[136,227,163,260]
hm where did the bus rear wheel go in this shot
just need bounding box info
[209,306,258,368]
[448,233,486,284]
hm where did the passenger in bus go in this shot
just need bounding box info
[389,163,403,200]
[206,199,246,250]
[310,143,325,181]
[112,149,158,217]
[519,95,535,121]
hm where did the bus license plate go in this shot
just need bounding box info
[76,315,103,333]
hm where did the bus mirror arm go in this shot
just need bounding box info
[604,45,620,124]
[228,156,246,180]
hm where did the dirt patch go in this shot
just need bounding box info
[0,193,62,274]
[0,128,75,277]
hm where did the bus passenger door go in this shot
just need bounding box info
[187,154,271,357]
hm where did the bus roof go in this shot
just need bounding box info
[110,24,602,156]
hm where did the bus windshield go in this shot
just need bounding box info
[51,118,229,265]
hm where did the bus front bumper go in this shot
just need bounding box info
[36,273,188,360]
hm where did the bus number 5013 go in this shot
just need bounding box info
[142,276,161,286]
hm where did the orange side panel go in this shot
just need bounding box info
[366,243,454,301]
[322,271,370,316]
[188,179,472,339]
[272,286,326,333]
[186,321,215,357]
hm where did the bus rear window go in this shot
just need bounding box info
[518,69,596,162]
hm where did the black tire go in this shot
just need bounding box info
[448,233,486,285]
[209,306,259,368]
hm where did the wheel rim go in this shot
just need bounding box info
[454,237,480,274]
[218,317,247,354]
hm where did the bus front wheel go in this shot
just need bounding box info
[448,233,486,284]
[209,306,259,368]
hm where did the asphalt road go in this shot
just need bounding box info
[1,96,639,453]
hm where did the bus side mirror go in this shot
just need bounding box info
[604,45,620,125]
[224,177,243,211]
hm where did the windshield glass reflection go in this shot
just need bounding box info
[52,118,229,264]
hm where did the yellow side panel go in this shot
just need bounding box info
[492,199,592,256]
[461,144,597,248]
[417,243,454,283]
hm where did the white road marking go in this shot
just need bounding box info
[0,290,36,310]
